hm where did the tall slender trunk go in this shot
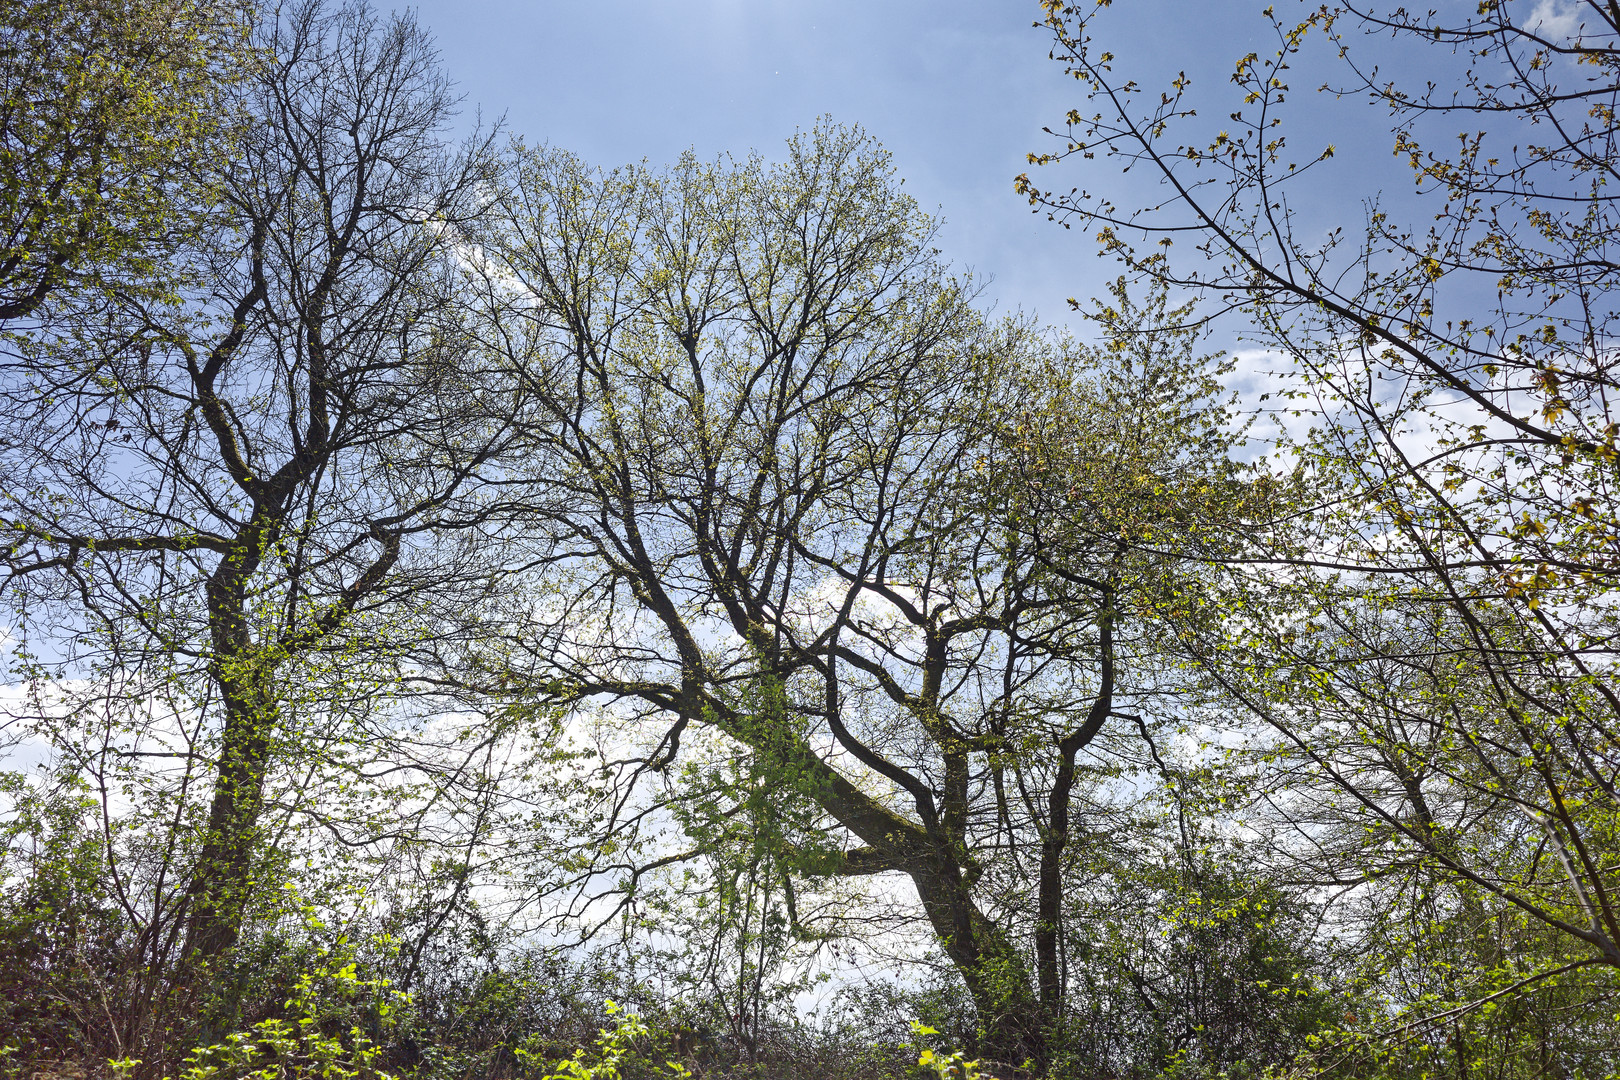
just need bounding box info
[1035,753,1077,1022]
[1034,586,1114,1034]
[182,530,278,961]
[182,667,276,960]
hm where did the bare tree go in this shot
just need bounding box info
[0,0,515,978]
[474,127,1253,1066]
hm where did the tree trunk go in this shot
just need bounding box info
[182,533,277,961]
[911,853,1047,1070]
[1035,760,1074,1024]
[1034,588,1114,1033]
[182,668,275,960]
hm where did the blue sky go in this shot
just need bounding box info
[406,1,1254,334]
[406,1,1420,342]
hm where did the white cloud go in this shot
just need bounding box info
[1527,0,1582,41]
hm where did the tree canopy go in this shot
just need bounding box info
[1018,0,1620,1072]
[2,2,1619,1078]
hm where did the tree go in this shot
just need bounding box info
[0,0,513,985]
[1020,0,1620,1050]
[471,126,1257,1066]
[1056,837,1341,1080]
[983,281,1283,1045]
[0,0,246,324]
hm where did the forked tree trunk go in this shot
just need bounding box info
[912,854,1048,1070]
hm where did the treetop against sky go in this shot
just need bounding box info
[411,1,1492,351]
[406,2,1186,331]
[7,0,1620,1072]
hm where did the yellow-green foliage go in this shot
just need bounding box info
[0,0,247,319]
[515,1001,690,1080]
[160,950,406,1080]
[911,1023,988,1080]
